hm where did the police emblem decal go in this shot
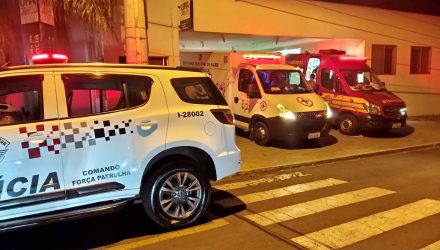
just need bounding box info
[0,137,10,163]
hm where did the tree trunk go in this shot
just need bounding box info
[123,0,148,64]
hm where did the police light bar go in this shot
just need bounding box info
[339,56,367,61]
[243,54,281,60]
[31,53,69,64]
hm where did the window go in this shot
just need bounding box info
[0,75,43,126]
[238,69,254,93]
[62,74,152,117]
[410,46,431,74]
[371,45,397,75]
[171,77,227,105]
[321,69,334,90]
[258,70,311,94]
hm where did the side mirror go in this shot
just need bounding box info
[247,84,261,99]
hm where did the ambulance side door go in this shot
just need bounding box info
[319,68,342,110]
[231,68,259,129]
[0,73,65,219]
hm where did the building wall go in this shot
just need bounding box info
[191,0,440,116]
[146,0,180,66]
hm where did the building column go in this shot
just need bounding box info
[124,0,148,64]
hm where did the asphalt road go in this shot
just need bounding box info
[1,147,439,250]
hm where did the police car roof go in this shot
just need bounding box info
[0,63,203,73]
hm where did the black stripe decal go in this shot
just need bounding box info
[0,182,125,211]
[234,114,251,124]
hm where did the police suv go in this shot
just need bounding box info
[0,60,240,231]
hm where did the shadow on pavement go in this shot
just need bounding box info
[235,128,338,150]
[0,191,245,250]
[362,125,415,139]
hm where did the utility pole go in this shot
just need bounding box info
[123,0,148,64]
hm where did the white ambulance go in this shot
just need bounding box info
[181,52,332,146]
[0,56,241,231]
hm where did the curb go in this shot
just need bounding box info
[236,142,440,176]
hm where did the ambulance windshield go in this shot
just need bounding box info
[257,70,312,94]
[341,68,385,91]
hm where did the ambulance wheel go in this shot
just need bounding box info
[141,160,211,229]
[339,114,359,135]
[253,121,271,146]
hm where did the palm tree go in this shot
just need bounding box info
[0,0,147,65]
[53,0,114,32]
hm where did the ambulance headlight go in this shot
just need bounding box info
[363,103,382,115]
[400,107,407,116]
[325,102,333,119]
[276,104,296,120]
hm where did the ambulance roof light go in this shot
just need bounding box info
[339,55,367,61]
[31,53,69,64]
[243,54,281,60]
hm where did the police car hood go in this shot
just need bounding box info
[266,93,327,112]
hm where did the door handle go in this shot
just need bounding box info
[25,132,51,144]
[234,97,239,103]
[139,120,158,131]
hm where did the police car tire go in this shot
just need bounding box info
[339,114,359,135]
[141,160,211,229]
[253,121,271,146]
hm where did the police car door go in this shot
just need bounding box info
[0,74,65,219]
[56,72,160,203]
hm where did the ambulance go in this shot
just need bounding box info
[286,49,407,135]
[180,52,332,146]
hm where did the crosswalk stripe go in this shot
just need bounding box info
[420,240,440,250]
[215,178,348,208]
[245,187,395,226]
[291,199,440,250]
[106,218,229,249]
[213,172,311,191]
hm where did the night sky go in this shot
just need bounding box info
[320,0,440,16]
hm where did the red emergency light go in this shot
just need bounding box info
[31,53,69,64]
[243,54,281,60]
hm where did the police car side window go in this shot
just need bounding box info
[62,74,152,117]
[0,75,43,126]
[171,77,227,105]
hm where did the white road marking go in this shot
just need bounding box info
[246,187,395,226]
[106,218,229,249]
[420,240,440,250]
[215,178,348,208]
[213,172,312,191]
[291,199,440,250]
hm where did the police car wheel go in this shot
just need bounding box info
[253,121,271,146]
[142,161,211,229]
[339,114,359,135]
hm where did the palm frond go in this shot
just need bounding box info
[54,0,114,31]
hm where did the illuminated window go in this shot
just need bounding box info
[410,46,431,74]
[371,45,397,75]
[62,74,152,117]
[0,75,43,126]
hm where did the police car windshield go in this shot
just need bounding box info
[341,68,386,91]
[257,70,312,94]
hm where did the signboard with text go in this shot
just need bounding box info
[179,0,193,31]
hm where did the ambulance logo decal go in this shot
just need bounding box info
[297,97,313,107]
[0,137,10,163]
[19,120,134,159]
[260,101,267,111]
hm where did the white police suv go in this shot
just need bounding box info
[0,62,240,231]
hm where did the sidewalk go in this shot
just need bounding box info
[236,120,440,173]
